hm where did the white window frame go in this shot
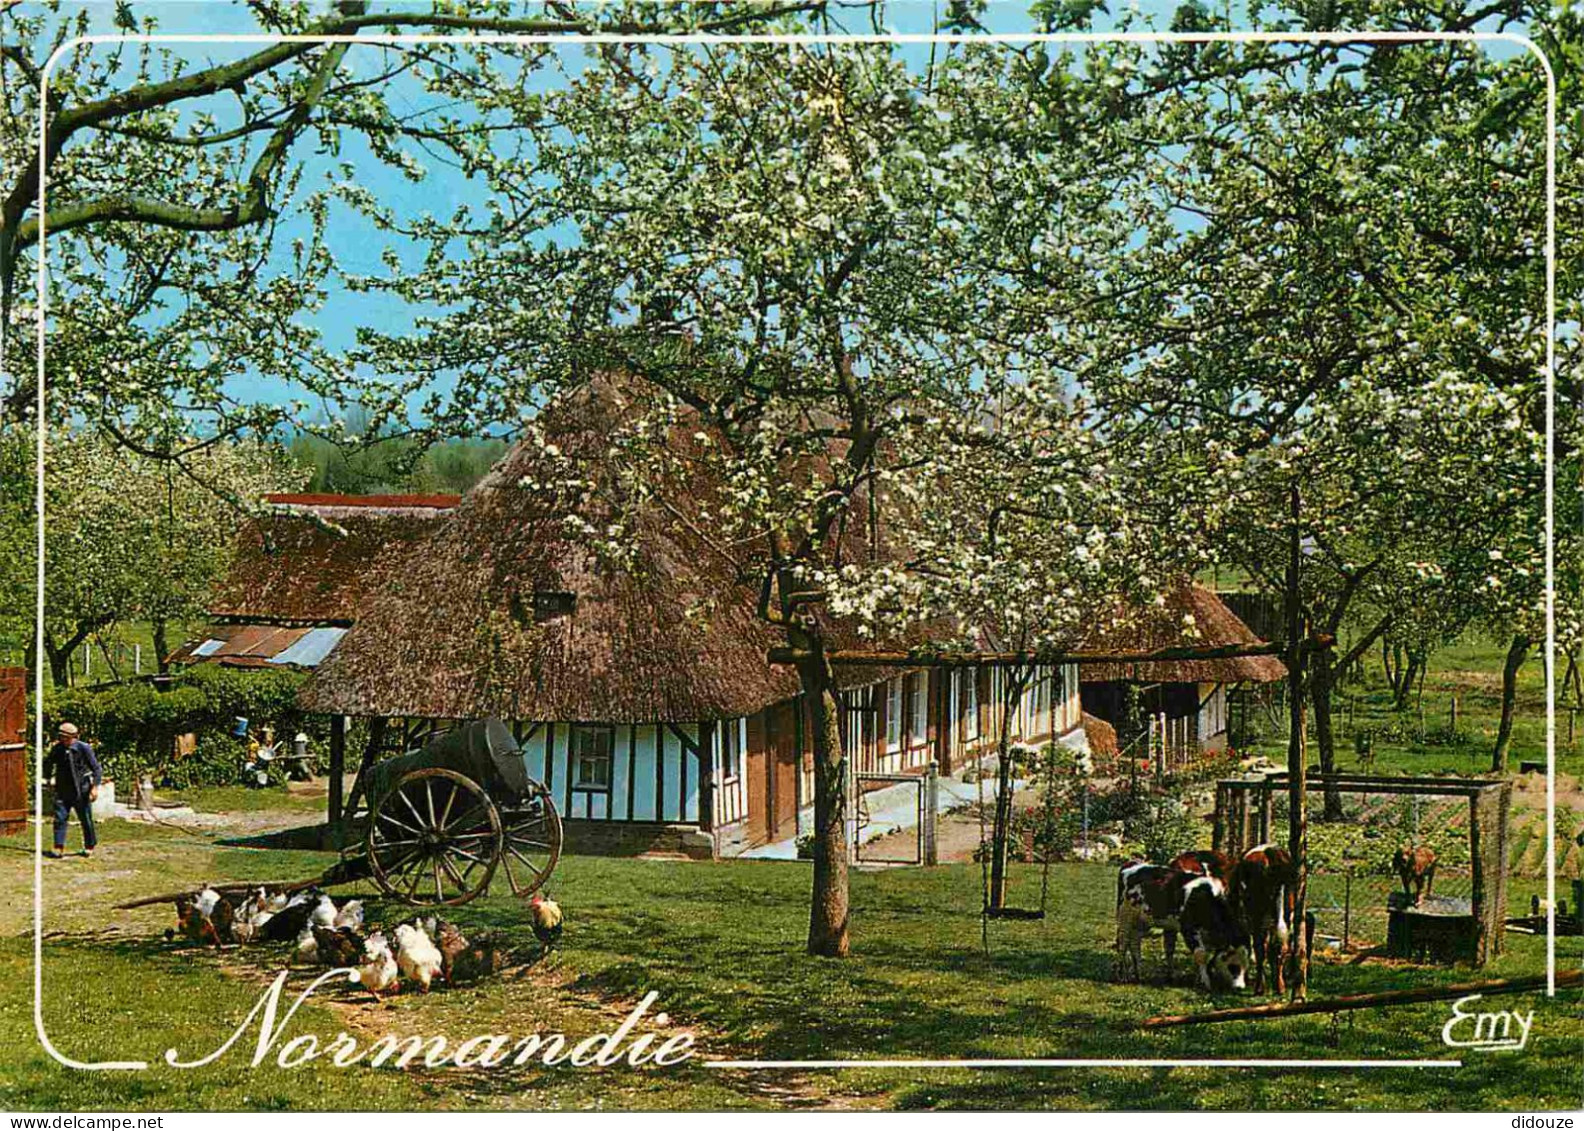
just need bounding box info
[908,672,929,747]
[886,677,903,750]
[719,718,744,783]
[963,669,980,740]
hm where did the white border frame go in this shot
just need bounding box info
[30,26,1557,1076]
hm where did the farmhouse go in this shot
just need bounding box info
[170,492,458,671]
[1079,582,1285,759]
[298,381,1084,859]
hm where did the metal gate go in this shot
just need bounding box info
[852,765,939,865]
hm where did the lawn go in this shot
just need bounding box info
[2,815,1580,1113]
[1239,632,1575,780]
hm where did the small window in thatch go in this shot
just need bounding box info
[532,590,578,622]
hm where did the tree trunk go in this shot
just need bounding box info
[989,741,1013,911]
[1491,633,1530,773]
[1311,646,1344,821]
[1284,486,1309,1002]
[44,637,73,688]
[1393,652,1421,711]
[152,619,171,675]
[795,629,850,958]
[986,668,1028,913]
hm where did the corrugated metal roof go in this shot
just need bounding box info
[267,627,347,669]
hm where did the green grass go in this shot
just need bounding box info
[1240,632,1575,779]
[4,815,1579,1112]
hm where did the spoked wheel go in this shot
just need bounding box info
[367,767,502,906]
[498,784,563,898]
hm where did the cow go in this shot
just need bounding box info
[1171,849,1236,889]
[1114,862,1249,991]
[1393,844,1437,906]
[1232,843,1297,995]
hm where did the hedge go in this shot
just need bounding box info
[42,666,331,788]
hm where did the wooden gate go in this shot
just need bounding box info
[0,667,27,834]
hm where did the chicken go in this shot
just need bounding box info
[172,890,225,946]
[393,922,444,992]
[332,899,365,931]
[195,887,222,920]
[355,932,399,998]
[209,893,237,945]
[266,890,293,913]
[171,894,211,944]
[447,930,513,984]
[261,892,318,942]
[312,924,366,967]
[294,924,319,964]
[309,894,339,930]
[433,920,469,984]
[528,893,563,953]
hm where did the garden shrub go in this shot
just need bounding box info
[43,667,321,787]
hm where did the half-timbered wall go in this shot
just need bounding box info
[516,721,704,825]
[710,716,750,828]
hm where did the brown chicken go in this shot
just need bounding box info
[311,924,366,967]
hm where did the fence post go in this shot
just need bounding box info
[923,760,938,867]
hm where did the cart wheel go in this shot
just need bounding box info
[367,768,502,906]
[499,784,563,899]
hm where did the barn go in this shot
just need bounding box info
[169,492,458,671]
[297,382,1084,858]
[1079,582,1286,760]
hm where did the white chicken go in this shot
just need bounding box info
[309,894,339,929]
[393,922,444,993]
[332,899,365,931]
[294,924,319,964]
[355,932,399,998]
[195,887,222,920]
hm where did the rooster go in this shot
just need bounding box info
[528,893,563,954]
[393,922,444,992]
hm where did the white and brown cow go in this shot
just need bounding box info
[1171,849,1237,889]
[1232,843,1297,995]
[1114,862,1249,991]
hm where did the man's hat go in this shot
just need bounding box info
[57,722,78,737]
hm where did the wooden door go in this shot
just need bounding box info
[745,712,770,845]
[0,668,28,834]
[771,701,799,841]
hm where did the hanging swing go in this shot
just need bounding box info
[978,739,1059,933]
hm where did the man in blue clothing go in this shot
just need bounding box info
[44,721,100,859]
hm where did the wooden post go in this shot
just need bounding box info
[923,760,939,866]
[1285,485,1310,1001]
[327,714,347,826]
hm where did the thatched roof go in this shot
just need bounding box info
[1080,582,1286,685]
[208,494,457,625]
[299,380,905,723]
